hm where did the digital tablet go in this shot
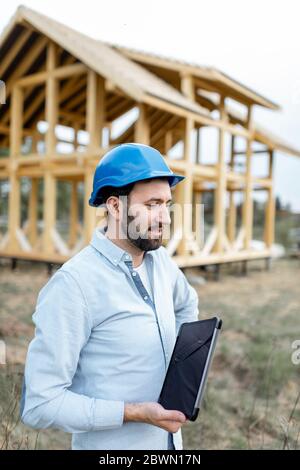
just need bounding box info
[158,316,222,421]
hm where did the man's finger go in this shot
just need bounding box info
[160,409,186,423]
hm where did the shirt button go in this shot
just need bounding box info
[125,255,130,260]
[132,272,137,277]
[144,295,148,300]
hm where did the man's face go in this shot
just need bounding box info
[121,179,172,252]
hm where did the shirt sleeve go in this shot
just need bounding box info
[20,269,124,433]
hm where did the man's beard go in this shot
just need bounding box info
[124,213,163,252]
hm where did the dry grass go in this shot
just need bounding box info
[0,257,299,449]
[183,257,300,449]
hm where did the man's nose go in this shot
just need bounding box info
[159,204,171,225]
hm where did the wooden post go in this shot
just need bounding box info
[45,43,58,156]
[28,178,38,247]
[177,73,195,256]
[86,71,105,150]
[228,190,237,244]
[194,191,203,248]
[69,180,78,248]
[7,84,23,251]
[242,105,254,249]
[43,42,58,254]
[31,130,39,153]
[228,135,236,243]
[84,70,105,244]
[73,122,79,151]
[10,86,23,157]
[134,103,150,144]
[214,96,227,253]
[164,130,173,154]
[264,150,275,248]
[43,173,56,254]
[84,166,96,243]
[7,172,21,252]
[196,126,201,164]
[176,117,194,256]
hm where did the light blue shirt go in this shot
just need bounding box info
[20,226,199,450]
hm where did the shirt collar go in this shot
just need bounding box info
[90,226,154,267]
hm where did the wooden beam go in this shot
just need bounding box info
[6,172,21,251]
[21,58,83,128]
[24,75,86,130]
[86,70,105,150]
[242,105,254,249]
[196,126,201,164]
[83,166,96,244]
[264,150,275,248]
[28,178,39,247]
[9,86,23,156]
[16,63,87,88]
[233,148,269,155]
[181,73,195,100]
[43,42,58,254]
[176,117,194,255]
[0,28,32,77]
[151,115,180,146]
[175,74,195,255]
[194,191,203,248]
[7,85,23,251]
[60,76,86,104]
[134,103,150,144]
[42,172,57,254]
[94,75,105,148]
[164,130,173,153]
[84,70,105,243]
[213,96,227,253]
[149,111,170,136]
[107,97,133,121]
[172,248,271,268]
[45,42,58,155]
[64,86,86,111]
[69,181,78,248]
[5,37,48,98]
[143,93,251,138]
[228,135,236,243]
[54,63,87,80]
[73,122,79,151]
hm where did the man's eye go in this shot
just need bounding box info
[145,202,172,209]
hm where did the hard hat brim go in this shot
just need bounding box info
[89,172,185,207]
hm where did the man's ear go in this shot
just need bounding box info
[106,196,121,221]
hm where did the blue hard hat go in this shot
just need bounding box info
[89,143,185,207]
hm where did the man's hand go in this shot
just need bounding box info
[124,402,187,433]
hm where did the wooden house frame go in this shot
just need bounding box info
[0,6,299,268]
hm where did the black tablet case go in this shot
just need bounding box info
[158,317,222,421]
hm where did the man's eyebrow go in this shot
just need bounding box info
[144,197,173,203]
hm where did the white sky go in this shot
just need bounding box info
[1,0,300,211]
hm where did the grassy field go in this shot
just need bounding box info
[0,257,299,450]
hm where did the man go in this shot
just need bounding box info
[20,143,199,450]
